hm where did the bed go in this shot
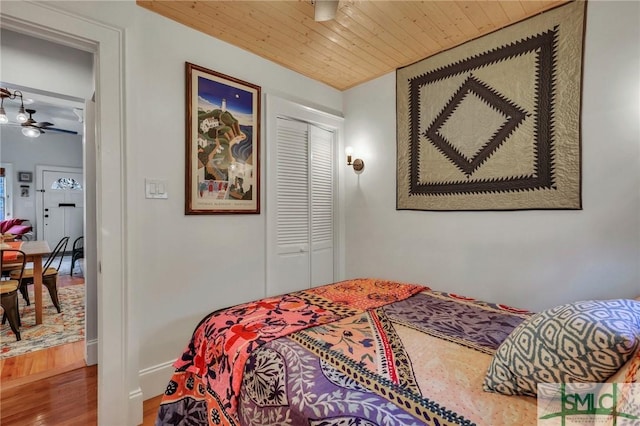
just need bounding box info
[155,279,640,426]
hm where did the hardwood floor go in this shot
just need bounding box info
[0,363,163,425]
[1,365,162,425]
[0,270,163,425]
[1,365,98,425]
[0,340,86,389]
[143,395,163,425]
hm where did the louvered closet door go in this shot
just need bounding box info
[272,118,310,295]
[309,125,334,286]
[267,118,334,296]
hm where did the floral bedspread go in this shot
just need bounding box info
[156,279,424,425]
[156,280,534,426]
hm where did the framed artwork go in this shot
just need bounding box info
[396,1,584,211]
[185,62,261,214]
[20,185,29,197]
[18,171,32,182]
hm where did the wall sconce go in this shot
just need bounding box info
[0,88,28,125]
[345,146,365,173]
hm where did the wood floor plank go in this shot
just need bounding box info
[143,395,163,425]
[1,364,161,425]
[0,340,86,386]
[1,366,97,425]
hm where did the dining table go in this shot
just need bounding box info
[1,239,51,325]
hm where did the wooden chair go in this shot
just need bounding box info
[2,258,30,305]
[10,236,69,313]
[1,249,27,341]
[70,236,84,277]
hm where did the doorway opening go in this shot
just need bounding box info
[0,37,96,385]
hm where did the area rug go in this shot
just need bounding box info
[396,1,585,211]
[0,284,84,359]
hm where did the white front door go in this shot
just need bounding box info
[39,167,84,250]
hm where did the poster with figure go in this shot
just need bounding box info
[185,62,261,214]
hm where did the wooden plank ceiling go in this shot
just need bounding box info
[137,0,569,91]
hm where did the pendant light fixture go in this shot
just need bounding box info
[0,88,28,124]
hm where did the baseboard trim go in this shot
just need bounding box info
[129,387,143,426]
[86,338,98,365]
[139,359,176,401]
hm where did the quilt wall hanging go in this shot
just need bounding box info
[396,1,585,211]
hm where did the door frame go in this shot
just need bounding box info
[0,3,133,425]
[1,163,15,219]
[35,165,83,245]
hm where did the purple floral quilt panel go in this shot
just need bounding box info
[382,290,531,354]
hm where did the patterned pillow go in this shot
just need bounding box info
[483,299,640,397]
[606,343,640,384]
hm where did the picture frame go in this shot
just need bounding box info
[18,171,32,183]
[185,62,261,215]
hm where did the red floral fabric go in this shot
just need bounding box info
[163,279,425,425]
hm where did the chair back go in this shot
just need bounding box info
[43,236,70,272]
[73,236,84,254]
[1,249,26,283]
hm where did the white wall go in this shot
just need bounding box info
[343,1,640,312]
[0,133,83,223]
[39,0,343,404]
[0,28,94,100]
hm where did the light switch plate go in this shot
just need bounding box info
[145,178,168,199]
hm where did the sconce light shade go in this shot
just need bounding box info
[345,146,353,165]
[345,146,364,174]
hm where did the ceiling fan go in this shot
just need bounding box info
[312,0,339,22]
[0,87,79,137]
[19,108,78,138]
[21,109,53,137]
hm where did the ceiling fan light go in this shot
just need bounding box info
[0,107,8,124]
[22,126,41,138]
[16,106,28,123]
[314,0,338,22]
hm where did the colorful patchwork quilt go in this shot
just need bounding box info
[156,279,537,425]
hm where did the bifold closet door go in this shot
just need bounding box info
[271,119,310,295]
[267,118,334,296]
[309,124,334,287]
